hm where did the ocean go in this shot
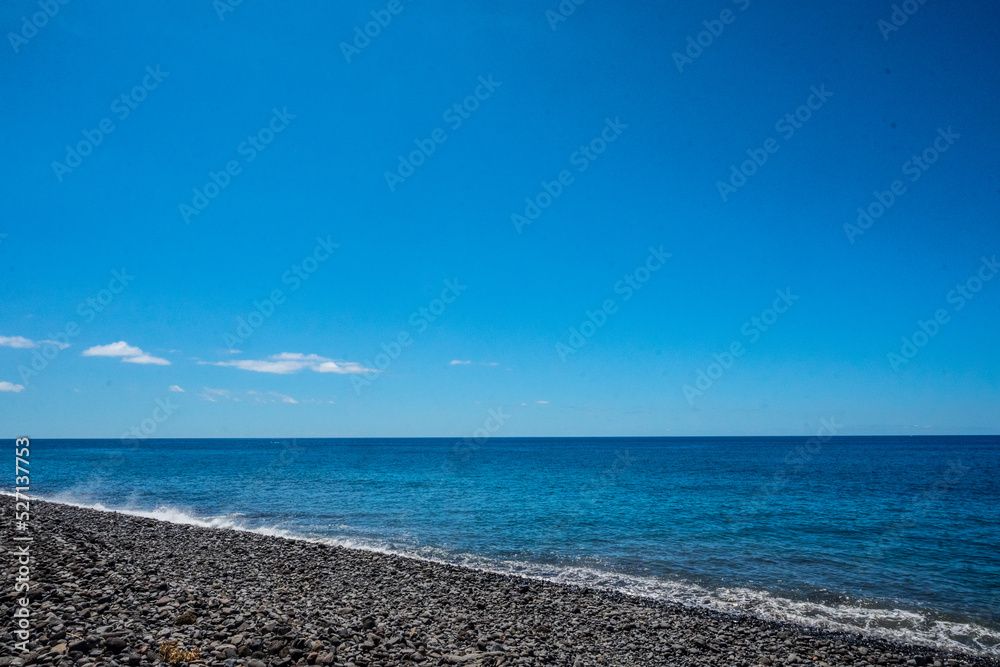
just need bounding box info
[20,436,1000,656]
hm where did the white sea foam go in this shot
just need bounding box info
[16,491,297,539]
[14,492,1000,657]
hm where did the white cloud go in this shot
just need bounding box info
[535,400,549,404]
[205,352,372,375]
[449,360,472,365]
[122,354,171,365]
[206,359,308,374]
[202,388,302,404]
[271,352,327,362]
[82,341,170,366]
[248,390,299,404]
[168,385,185,392]
[226,349,242,354]
[82,341,144,357]
[0,336,37,348]
[313,360,370,374]
[0,381,25,393]
[199,388,235,402]
[0,335,70,350]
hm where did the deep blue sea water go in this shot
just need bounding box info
[17,436,1000,655]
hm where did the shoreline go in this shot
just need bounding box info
[2,496,997,667]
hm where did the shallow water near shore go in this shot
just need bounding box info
[20,436,1000,655]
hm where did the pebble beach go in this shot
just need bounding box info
[2,496,997,667]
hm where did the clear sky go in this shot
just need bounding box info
[2,0,998,438]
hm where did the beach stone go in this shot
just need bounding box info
[175,610,197,625]
[102,638,127,654]
[68,640,90,653]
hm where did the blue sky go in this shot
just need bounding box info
[2,0,998,438]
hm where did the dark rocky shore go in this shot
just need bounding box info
[2,497,997,667]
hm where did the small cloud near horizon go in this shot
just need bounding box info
[122,354,171,365]
[82,341,170,365]
[168,385,185,392]
[0,381,25,393]
[449,360,472,365]
[248,390,298,404]
[200,388,309,404]
[199,388,235,402]
[0,335,71,350]
[0,336,34,349]
[204,352,372,375]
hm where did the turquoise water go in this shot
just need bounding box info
[21,436,1000,655]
